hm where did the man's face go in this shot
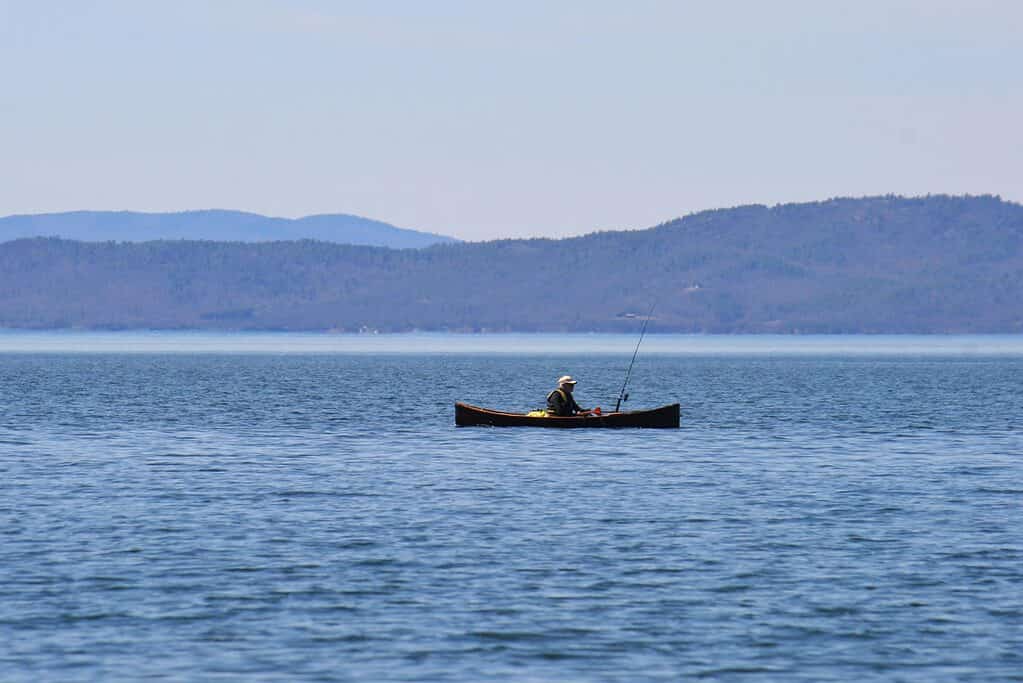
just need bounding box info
[563,383,575,393]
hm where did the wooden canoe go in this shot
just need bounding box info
[455,402,680,429]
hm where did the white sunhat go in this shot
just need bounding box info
[557,375,577,385]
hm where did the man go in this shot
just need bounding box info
[546,375,595,416]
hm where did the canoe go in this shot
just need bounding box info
[455,402,680,429]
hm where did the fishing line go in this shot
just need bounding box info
[614,299,656,412]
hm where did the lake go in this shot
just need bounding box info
[1,333,1020,681]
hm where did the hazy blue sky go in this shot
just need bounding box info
[2,1,1021,239]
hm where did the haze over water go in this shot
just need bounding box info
[2,331,1023,355]
[1,333,1020,681]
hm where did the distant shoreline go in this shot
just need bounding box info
[3,196,1020,334]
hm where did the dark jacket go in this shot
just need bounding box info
[546,387,582,416]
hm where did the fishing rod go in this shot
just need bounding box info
[614,299,657,412]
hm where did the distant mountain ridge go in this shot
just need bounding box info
[0,210,459,248]
[1,195,1021,333]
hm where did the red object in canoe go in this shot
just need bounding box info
[455,402,680,428]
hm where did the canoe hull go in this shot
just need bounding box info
[455,402,680,429]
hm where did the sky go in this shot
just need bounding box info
[2,1,1021,240]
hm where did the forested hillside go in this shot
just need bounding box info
[1,195,1020,333]
[0,210,458,248]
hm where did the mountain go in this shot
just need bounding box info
[0,210,458,248]
[1,195,1021,333]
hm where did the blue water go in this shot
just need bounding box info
[1,335,1021,681]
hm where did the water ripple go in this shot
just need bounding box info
[0,353,1021,681]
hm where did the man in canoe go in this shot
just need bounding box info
[546,375,598,416]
